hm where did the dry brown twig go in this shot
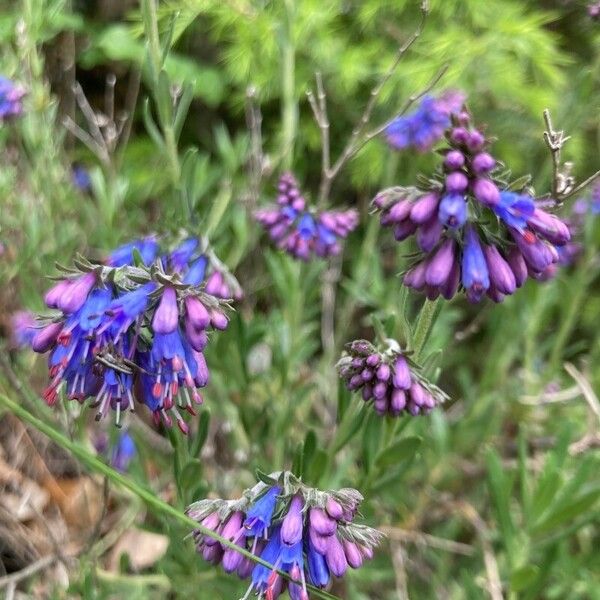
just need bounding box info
[457,502,504,600]
[380,525,475,556]
[543,109,600,203]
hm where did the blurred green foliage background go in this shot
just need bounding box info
[0,0,599,598]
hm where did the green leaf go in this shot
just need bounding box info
[301,429,317,479]
[362,411,383,473]
[256,468,278,486]
[531,487,600,536]
[375,436,422,469]
[510,565,539,592]
[156,69,174,127]
[486,448,516,553]
[190,409,211,458]
[142,99,165,150]
[332,404,367,453]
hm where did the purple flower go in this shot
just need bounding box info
[438,194,467,228]
[256,173,358,261]
[10,311,36,348]
[337,339,448,417]
[244,486,281,537]
[0,76,25,120]
[71,164,92,193]
[110,431,136,472]
[462,225,490,303]
[385,91,465,152]
[374,112,571,303]
[187,473,382,595]
[31,238,232,432]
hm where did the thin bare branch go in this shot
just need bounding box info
[381,526,475,556]
[564,362,600,424]
[0,555,56,589]
[354,63,449,157]
[72,82,106,149]
[62,116,110,165]
[245,85,264,207]
[316,3,431,202]
[561,168,600,200]
[459,503,504,600]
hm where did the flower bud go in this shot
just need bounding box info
[472,178,500,206]
[471,152,495,173]
[444,150,465,170]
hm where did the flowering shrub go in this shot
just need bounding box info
[1,1,599,599]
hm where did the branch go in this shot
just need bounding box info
[307,72,330,202]
[244,85,264,207]
[316,2,430,203]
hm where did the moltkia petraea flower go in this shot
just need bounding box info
[337,339,449,417]
[187,471,383,599]
[255,173,358,261]
[374,110,571,303]
[30,236,240,432]
[385,90,465,153]
[0,76,25,120]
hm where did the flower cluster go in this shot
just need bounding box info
[589,1,600,19]
[385,90,465,153]
[30,237,239,432]
[337,339,448,417]
[374,113,571,302]
[0,76,25,121]
[187,472,383,599]
[255,173,359,261]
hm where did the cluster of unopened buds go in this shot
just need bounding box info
[187,472,383,599]
[29,237,241,432]
[374,106,571,303]
[255,173,359,261]
[0,76,25,121]
[337,339,448,417]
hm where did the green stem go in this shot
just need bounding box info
[0,393,338,600]
[142,0,181,186]
[280,0,297,170]
[412,298,441,361]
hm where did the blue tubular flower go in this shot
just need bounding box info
[493,191,535,232]
[250,528,284,593]
[461,226,489,303]
[297,213,317,239]
[71,165,92,193]
[183,256,208,286]
[102,282,157,340]
[256,173,358,261]
[108,238,159,267]
[110,431,136,472]
[170,238,200,271]
[244,486,281,537]
[307,538,331,588]
[0,76,25,120]
[10,311,36,349]
[385,91,464,152]
[438,194,467,228]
